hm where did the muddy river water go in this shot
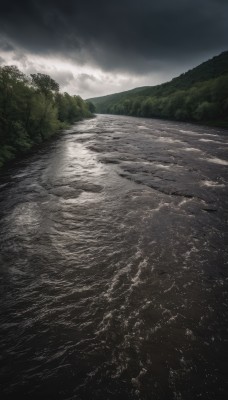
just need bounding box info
[0,115,228,399]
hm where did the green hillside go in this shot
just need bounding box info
[89,51,228,127]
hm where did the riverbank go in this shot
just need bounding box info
[0,115,95,170]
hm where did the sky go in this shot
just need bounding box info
[0,0,227,99]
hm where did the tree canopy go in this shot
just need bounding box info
[0,66,93,168]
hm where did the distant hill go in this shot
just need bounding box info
[89,51,228,127]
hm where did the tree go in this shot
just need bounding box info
[30,74,59,139]
[30,73,59,97]
[86,101,96,113]
[194,101,218,121]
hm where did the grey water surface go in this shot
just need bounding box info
[0,115,228,400]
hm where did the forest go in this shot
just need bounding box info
[90,51,228,128]
[0,66,94,168]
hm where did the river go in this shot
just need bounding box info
[0,115,228,399]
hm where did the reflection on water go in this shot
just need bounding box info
[0,115,228,400]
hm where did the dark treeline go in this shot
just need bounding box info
[0,66,94,168]
[90,51,228,128]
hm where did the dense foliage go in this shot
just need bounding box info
[90,51,228,127]
[0,66,93,167]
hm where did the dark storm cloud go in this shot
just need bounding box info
[0,36,15,52]
[0,0,227,72]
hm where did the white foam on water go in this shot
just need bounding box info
[164,282,176,293]
[179,129,201,136]
[152,202,170,212]
[95,310,116,335]
[155,137,185,144]
[202,133,219,137]
[199,138,225,144]
[131,368,147,390]
[185,328,196,340]
[131,258,148,286]
[150,323,162,334]
[151,162,184,171]
[153,162,170,169]
[203,157,228,166]
[178,198,192,207]
[167,314,179,324]
[182,147,202,152]
[180,130,218,137]
[201,180,225,188]
[104,262,133,302]
[138,125,149,130]
[0,183,8,189]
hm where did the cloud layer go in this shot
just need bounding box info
[0,0,227,97]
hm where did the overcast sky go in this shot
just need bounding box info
[0,0,227,98]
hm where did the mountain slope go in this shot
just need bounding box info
[89,51,228,127]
